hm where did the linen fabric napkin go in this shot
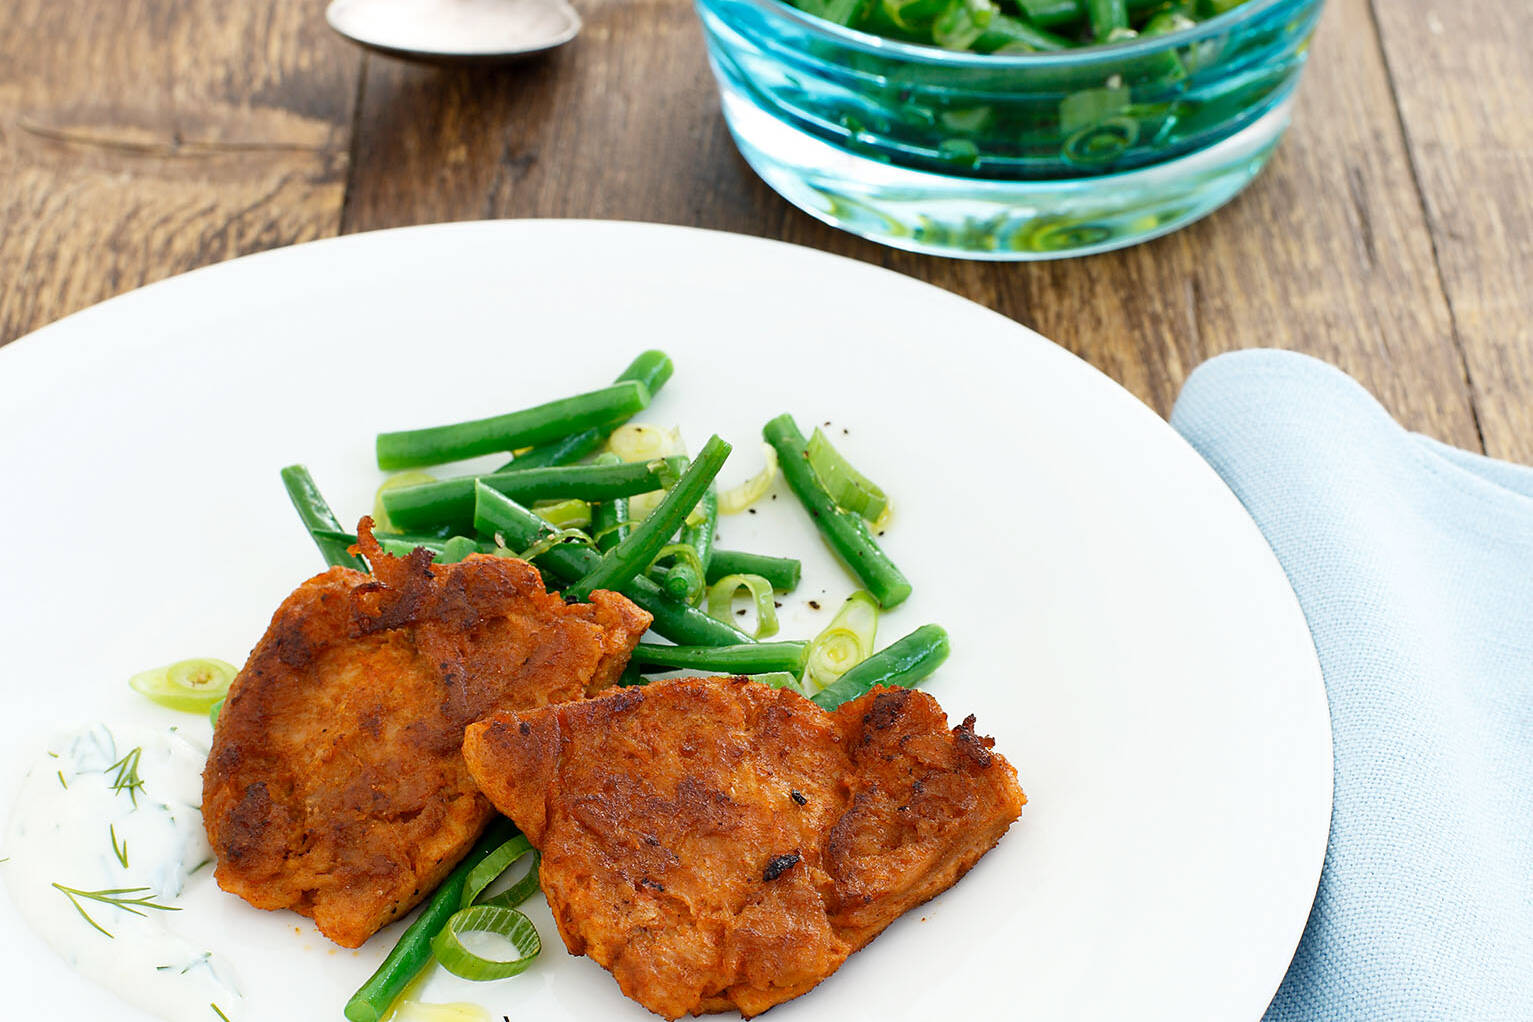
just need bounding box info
[1169,350,1533,1021]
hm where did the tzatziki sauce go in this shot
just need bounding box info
[3,723,243,1022]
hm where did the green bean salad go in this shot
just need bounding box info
[262,350,950,1020]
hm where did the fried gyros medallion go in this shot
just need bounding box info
[202,519,650,948]
[462,675,1026,1019]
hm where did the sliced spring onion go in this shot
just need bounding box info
[806,428,888,522]
[460,834,536,909]
[430,905,541,981]
[515,527,594,563]
[475,856,542,912]
[706,573,779,640]
[530,499,592,530]
[610,427,687,522]
[627,490,665,522]
[373,471,437,533]
[608,424,686,463]
[805,591,880,692]
[129,658,238,713]
[633,456,688,524]
[650,543,707,605]
[718,443,779,515]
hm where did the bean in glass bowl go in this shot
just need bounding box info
[694,0,1325,258]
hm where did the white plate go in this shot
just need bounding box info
[0,221,1330,1022]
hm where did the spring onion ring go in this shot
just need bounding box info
[608,428,687,522]
[430,905,541,981]
[717,443,779,515]
[805,428,888,522]
[608,424,685,464]
[706,574,779,639]
[805,591,880,692]
[530,499,592,530]
[516,527,594,563]
[460,835,538,910]
[130,658,238,713]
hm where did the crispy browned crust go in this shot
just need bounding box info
[201,519,650,949]
[462,677,1026,1019]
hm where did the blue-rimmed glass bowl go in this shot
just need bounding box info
[695,0,1324,258]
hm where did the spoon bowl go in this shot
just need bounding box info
[326,0,581,64]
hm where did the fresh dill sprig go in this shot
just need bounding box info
[211,1003,232,1022]
[108,747,146,808]
[57,770,68,790]
[109,824,130,869]
[189,858,212,875]
[52,883,180,938]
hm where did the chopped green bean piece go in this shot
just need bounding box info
[376,380,650,471]
[281,465,366,571]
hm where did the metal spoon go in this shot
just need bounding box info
[326,0,581,65]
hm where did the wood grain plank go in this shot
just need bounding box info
[1372,0,1533,463]
[0,0,360,347]
[343,0,1477,448]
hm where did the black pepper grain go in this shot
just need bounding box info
[762,852,801,881]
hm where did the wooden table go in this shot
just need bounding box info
[3,0,1528,461]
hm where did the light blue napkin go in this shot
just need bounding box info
[1169,350,1533,1021]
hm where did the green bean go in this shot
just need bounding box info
[280,465,367,571]
[626,574,753,647]
[436,536,482,563]
[315,528,500,562]
[1141,7,1196,35]
[494,351,675,472]
[706,550,802,592]
[1012,0,1081,27]
[311,528,462,555]
[630,641,808,675]
[1086,0,1130,40]
[974,13,1072,53]
[565,436,731,603]
[376,380,650,471]
[344,817,519,1022]
[663,489,717,603]
[762,415,910,609]
[381,458,684,534]
[1014,0,1163,28]
[494,429,605,473]
[810,625,950,710]
[473,482,751,646]
[593,498,630,553]
[748,672,806,692]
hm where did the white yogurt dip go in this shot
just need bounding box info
[3,723,243,1022]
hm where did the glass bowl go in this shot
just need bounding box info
[695,0,1325,258]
